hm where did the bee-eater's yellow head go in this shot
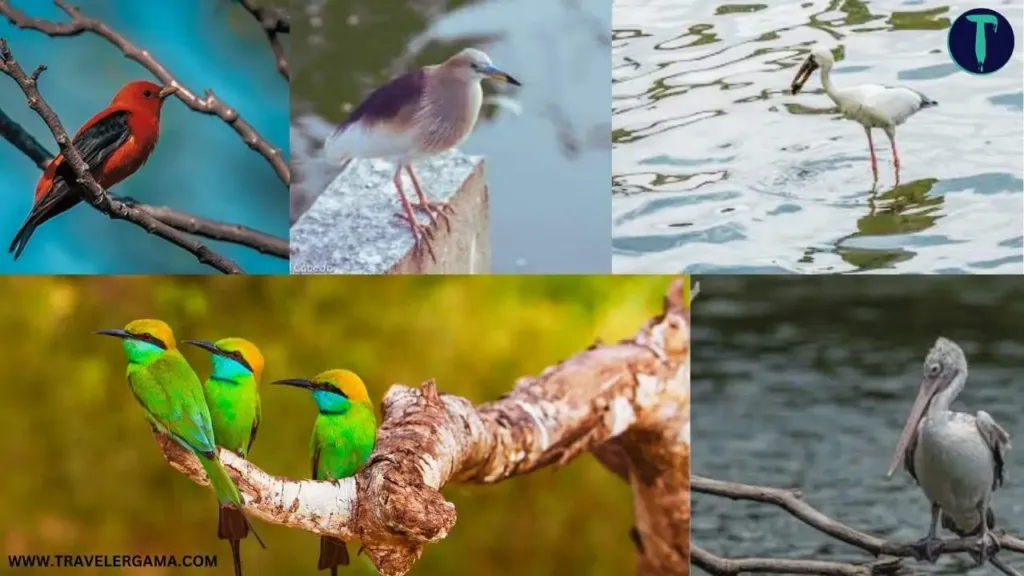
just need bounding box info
[315,369,370,404]
[124,319,176,348]
[182,337,264,383]
[95,319,177,361]
[272,369,372,414]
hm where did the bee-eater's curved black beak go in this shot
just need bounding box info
[95,328,131,339]
[273,378,316,390]
[182,339,222,355]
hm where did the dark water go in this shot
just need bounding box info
[612,0,1024,273]
[692,276,1024,574]
[290,0,611,273]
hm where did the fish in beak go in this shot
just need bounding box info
[885,370,951,478]
[790,56,819,95]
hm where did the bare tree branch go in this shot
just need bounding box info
[0,104,49,166]
[0,40,244,274]
[0,0,290,186]
[692,475,1024,576]
[124,202,287,258]
[152,278,692,576]
[237,0,289,80]
[0,104,288,258]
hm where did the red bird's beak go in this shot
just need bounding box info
[158,86,179,100]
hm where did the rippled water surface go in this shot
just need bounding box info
[612,1,1024,273]
[693,276,1024,574]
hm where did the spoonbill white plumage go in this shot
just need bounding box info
[790,47,938,183]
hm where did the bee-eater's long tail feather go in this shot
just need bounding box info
[198,451,244,508]
[199,452,266,550]
[228,538,242,576]
[246,517,266,549]
[318,536,349,571]
[218,505,250,541]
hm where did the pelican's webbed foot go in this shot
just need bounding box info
[909,536,944,564]
[970,530,1000,566]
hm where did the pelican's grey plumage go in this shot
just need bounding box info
[790,46,937,183]
[324,48,521,259]
[887,337,1011,566]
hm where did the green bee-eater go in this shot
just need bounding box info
[183,337,264,576]
[273,369,377,575]
[95,320,265,561]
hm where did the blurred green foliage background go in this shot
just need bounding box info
[0,275,676,575]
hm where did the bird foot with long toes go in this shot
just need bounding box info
[393,212,437,262]
[970,532,1000,566]
[909,536,944,564]
[413,201,453,233]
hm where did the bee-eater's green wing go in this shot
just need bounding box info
[246,395,261,456]
[126,366,175,434]
[311,441,321,480]
[153,354,218,456]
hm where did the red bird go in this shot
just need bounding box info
[9,80,178,259]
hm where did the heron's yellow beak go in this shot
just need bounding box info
[480,64,522,87]
[790,57,819,95]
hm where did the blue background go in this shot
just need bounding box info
[0,0,288,273]
[947,7,1015,74]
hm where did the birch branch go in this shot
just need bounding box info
[154,277,693,576]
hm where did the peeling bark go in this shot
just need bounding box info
[155,278,691,576]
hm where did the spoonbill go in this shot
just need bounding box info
[887,337,1011,567]
[790,47,937,183]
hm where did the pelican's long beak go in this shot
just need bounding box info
[158,85,179,100]
[273,378,316,390]
[94,328,131,339]
[182,339,222,355]
[790,57,818,95]
[885,375,944,478]
[480,64,522,86]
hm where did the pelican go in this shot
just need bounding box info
[886,337,1011,566]
[790,46,938,183]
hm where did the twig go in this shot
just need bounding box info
[237,0,289,80]
[692,475,1024,575]
[692,546,904,576]
[0,0,290,186]
[126,202,287,257]
[0,104,49,166]
[0,104,288,258]
[0,40,244,274]
[150,278,692,576]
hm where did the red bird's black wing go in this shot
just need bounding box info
[57,110,133,181]
[9,111,133,259]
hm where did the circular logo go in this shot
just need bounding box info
[947,8,1014,75]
